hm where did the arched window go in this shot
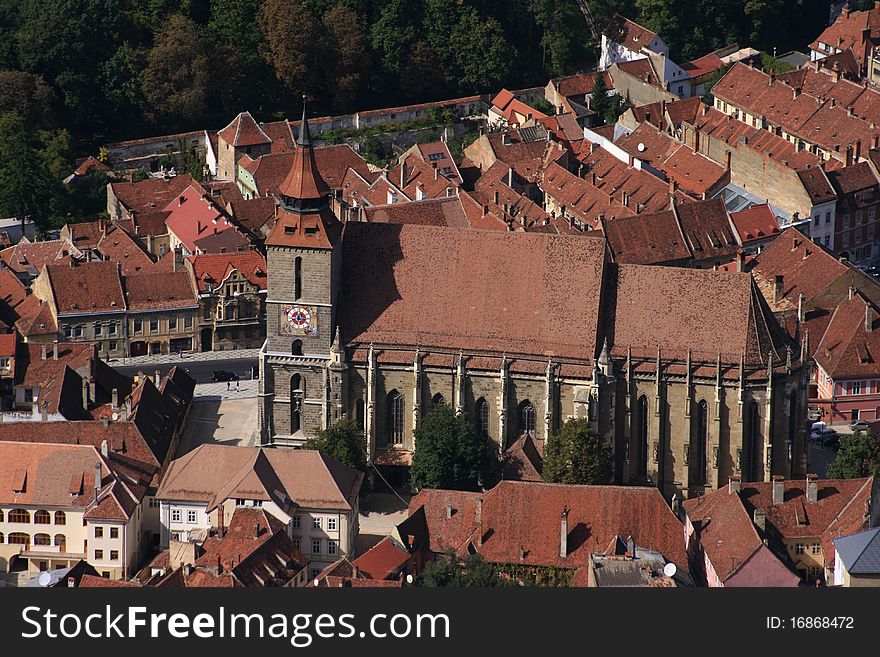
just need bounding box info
[691,400,708,486]
[520,400,536,435]
[0,532,4,544]
[33,533,51,546]
[34,510,50,525]
[0,509,4,522]
[8,509,29,524]
[475,397,490,437]
[747,401,761,481]
[291,339,303,356]
[294,257,303,300]
[291,374,303,433]
[431,393,445,410]
[7,533,29,546]
[54,534,66,551]
[789,394,797,465]
[637,395,649,478]
[54,511,66,525]
[355,399,365,429]
[388,390,404,445]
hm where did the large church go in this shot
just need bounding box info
[258,112,811,500]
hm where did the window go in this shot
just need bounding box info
[292,515,301,529]
[811,544,821,555]
[109,340,117,351]
[0,510,3,522]
[94,550,104,560]
[9,509,30,524]
[7,533,28,545]
[110,550,119,561]
[133,319,142,334]
[691,400,709,486]
[291,340,303,356]
[312,539,321,554]
[110,527,119,539]
[637,395,649,478]
[149,498,160,508]
[54,534,66,551]
[74,325,84,338]
[292,537,301,551]
[291,374,303,432]
[328,540,338,556]
[813,215,819,226]
[54,511,66,525]
[824,235,830,246]
[169,316,177,331]
[327,517,337,531]
[795,543,805,554]
[187,510,197,523]
[431,393,445,409]
[171,509,181,523]
[388,390,405,445]
[149,319,159,333]
[294,257,303,300]
[355,399,365,430]
[851,381,862,395]
[95,324,103,337]
[843,213,850,228]
[0,532,3,543]
[95,527,104,538]
[476,397,490,437]
[312,517,321,530]
[184,315,193,329]
[856,210,864,225]
[33,533,51,546]
[519,400,536,435]
[34,510,51,525]
[64,325,72,338]
[825,211,831,224]
[109,323,117,336]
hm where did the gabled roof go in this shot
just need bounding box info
[351,536,410,580]
[729,203,780,243]
[217,111,271,148]
[46,260,126,314]
[810,4,880,64]
[109,175,194,215]
[814,292,880,378]
[124,269,197,311]
[187,250,267,293]
[603,14,659,52]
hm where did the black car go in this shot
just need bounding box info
[211,370,239,382]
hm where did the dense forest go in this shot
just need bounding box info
[0,0,841,229]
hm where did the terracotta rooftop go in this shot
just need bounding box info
[187,250,267,294]
[46,261,126,314]
[603,14,659,52]
[729,203,781,243]
[110,174,194,215]
[217,111,271,148]
[810,4,880,65]
[814,292,880,378]
[124,269,197,311]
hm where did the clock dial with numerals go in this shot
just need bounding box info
[279,305,317,335]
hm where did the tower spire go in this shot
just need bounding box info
[297,96,312,148]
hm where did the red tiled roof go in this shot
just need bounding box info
[730,204,781,243]
[187,251,267,294]
[603,14,659,53]
[0,240,70,277]
[277,116,330,201]
[810,5,880,65]
[110,175,194,214]
[552,72,613,99]
[814,293,880,378]
[163,183,234,253]
[681,53,724,79]
[217,111,271,148]
[541,161,633,228]
[363,197,473,228]
[73,156,111,177]
[615,58,662,87]
[351,537,410,580]
[338,223,607,359]
[46,261,126,314]
[604,209,691,264]
[80,575,142,588]
[124,269,197,311]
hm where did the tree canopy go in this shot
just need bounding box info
[411,404,493,491]
[303,419,370,492]
[542,418,614,485]
[415,551,518,587]
[827,430,880,479]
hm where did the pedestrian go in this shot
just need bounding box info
[236,379,240,391]
[226,381,230,391]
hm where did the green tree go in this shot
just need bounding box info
[142,14,211,126]
[258,0,324,107]
[415,551,517,587]
[370,0,419,77]
[528,0,590,76]
[827,430,880,479]
[542,418,613,485]
[102,42,147,127]
[0,112,67,234]
[323,4,372,113]
[303,419,370,492]
[590,72,610,123]
[0,71,55,128]
[411,404,492,491]
[401,40,447,102]
[605,93,628,125]
[207,0,263,62]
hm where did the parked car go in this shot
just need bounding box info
[851,419,871,432]
[811,427,838,445]
[822,433,840,449]
[211,370,239,382]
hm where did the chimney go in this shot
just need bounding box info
[82,379,89,409]
[111,388,118,411]
[772,475,784,505]
[155,369,162,385]
[41,343,47,360]
[102,417,109,428]
[560,507,569,557]
[400,163,406,190]
[101,439,108,457]
[53,339,59,360]
[446,504,453,519]
[434,166,439,181]
[798,293,805,322]
[254,522,260,539]
[753,508,766,531]
[806,474,818,503]
[724,150,731,171]
[774,275,784,302]
[692,126,701,154]
[217,504,225,537]
[843,4,850,18]
[40,402,48,422]
[125,397,132,419]
[507,167,514,188]
[728,475,741,494]
[736,250,745,272]
[846,144,854,166]
[493,189,499,205]
[94,462,102,498]
[866,304,874,332]
[67,577,75,587]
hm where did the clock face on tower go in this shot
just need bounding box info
[279,305,318,335]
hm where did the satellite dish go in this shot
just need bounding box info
[38,572,53,587]
[406,574,414,584]
[637,143,646,152]
[111,412,119,421]
[663,563,677,578]
[313,578,319,587]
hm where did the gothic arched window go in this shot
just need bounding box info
[294,257,303,300]
[747,401,761,481]
[431,393,445,410]
[476,397,490,437]
[291,339,303,356]
[519,400,536,435]
[388,390,404,445]
[637,395,649,478]
[355,399,365,430]
[291,374,303,433]
[691,400,708,486]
